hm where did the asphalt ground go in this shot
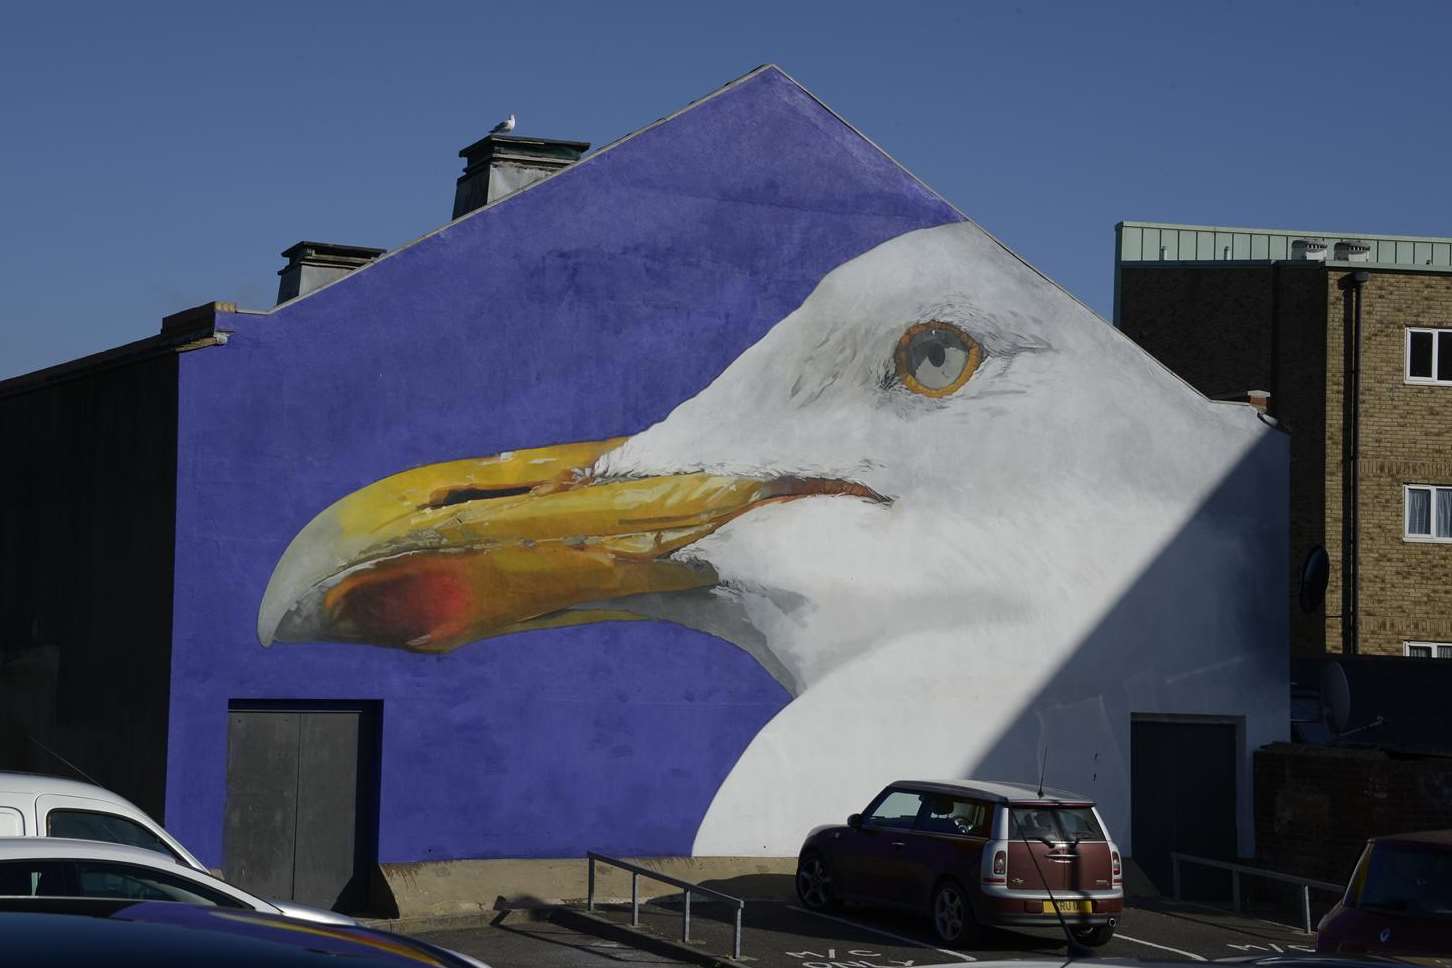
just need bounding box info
[419,895,1322,968]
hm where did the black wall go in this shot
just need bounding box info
[0,354,179,819]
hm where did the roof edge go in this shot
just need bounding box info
[261,64,787,315]
[0,302,230,401]
[1120,220,1452,246]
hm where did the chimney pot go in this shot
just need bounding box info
[452,134,590,219]
[276,241,386,304]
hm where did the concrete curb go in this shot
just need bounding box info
[374,856,795,922]
[357,897,694,935]
[372,902,754,966]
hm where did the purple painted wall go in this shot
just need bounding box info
[166,67,960,866]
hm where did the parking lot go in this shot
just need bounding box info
[418,891,1322,967]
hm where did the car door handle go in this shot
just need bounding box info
[891,841,906,848]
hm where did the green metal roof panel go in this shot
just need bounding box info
[1117,220,1452,270]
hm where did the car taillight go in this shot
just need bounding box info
[1111,849,1122,883]
[993,850,1007,876]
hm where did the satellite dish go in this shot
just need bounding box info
[1299,545,1330,613]
[1321,661,1351,734]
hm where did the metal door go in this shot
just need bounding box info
[223,704,378,912]
[1130,718,1237,899]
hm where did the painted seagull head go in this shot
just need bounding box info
[257,221,1248,695]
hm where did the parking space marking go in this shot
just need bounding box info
[1114,932,1206,961]
[786,906,976,963]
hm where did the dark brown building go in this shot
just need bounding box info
[1115,222,1452,659]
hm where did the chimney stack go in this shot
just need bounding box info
[452,134,590,219]
[276,241,386,304]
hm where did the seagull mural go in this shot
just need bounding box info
[257,220,1280,854]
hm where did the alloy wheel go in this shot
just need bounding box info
[934,883,965,942]
[796,857,831,909]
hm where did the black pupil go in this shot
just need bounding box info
[927,343,946,368]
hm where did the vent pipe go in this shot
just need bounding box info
[1334,241,1372,263]
[1291,239,1328,262]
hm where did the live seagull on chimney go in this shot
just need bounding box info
[490,113,516,134]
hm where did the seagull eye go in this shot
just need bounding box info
[894,322,982,397]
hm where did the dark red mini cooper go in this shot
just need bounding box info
[795,780,1123,946]
[1316,830,1452,957]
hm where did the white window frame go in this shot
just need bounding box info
[1404,484,1452,542]
[1405,327,1452,385]
[1404,641,1452,659]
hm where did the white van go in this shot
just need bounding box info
[0,772,205,873]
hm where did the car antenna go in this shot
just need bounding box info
[1019,756,1095,960]
[24,730,102,787]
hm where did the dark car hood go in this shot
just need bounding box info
[0,899,470,966]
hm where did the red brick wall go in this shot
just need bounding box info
[1254,742,1452,884]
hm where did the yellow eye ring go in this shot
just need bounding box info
[894,321,983,397]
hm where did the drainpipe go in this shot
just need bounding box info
[1270,263,1280,417]
[1339,270,1370,655]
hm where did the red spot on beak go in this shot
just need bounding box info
[326,562,477,651]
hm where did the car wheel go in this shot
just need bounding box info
[795,852,836,911]
[1072,923,1115,947]
[931,879,978,946]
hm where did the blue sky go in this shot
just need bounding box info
[2,0,1447,380]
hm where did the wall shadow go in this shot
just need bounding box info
[967,428,1289,880]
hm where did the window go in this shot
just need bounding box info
[0,861,69,897]
[0,860,245,907]
[916,795,990,837]
[1406,328,1452,384]
[864,790,925,829]
[72,862,245,907]
[1405,642,1452,659]
[1009,807,1106,843]
[46,810,179,863]
[1404,485,1452,541]
[1357,843,1452,917]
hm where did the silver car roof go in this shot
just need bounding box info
[895,779,1095,804]
[0,772,146,804]
[0,837,210,868]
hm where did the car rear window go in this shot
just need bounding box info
[1009,806,1105,842]
[1359,843,1452,918]
[46,810,180,863]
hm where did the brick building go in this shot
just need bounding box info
[1115,222,1452,659]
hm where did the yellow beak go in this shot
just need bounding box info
[258,438,881,652]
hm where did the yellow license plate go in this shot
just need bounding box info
[1042,900,1092,914]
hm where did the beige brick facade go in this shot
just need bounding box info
[1328,269,1452,654]
[1120,263,1452,657]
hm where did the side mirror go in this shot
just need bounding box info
[847,813,863,830]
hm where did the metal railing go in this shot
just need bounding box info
[586,851,745,960]
[1170,852,1345,934]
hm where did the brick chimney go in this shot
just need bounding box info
[276,241,386,304]
[452,134,590,219]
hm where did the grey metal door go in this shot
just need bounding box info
[1130,718,1237,900]
[223,705,377,912]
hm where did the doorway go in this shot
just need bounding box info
[222,701,381,913]
[1130,716,1238,899]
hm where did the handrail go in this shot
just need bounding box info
[1170,852,1345,934]
[586,851,745,960]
